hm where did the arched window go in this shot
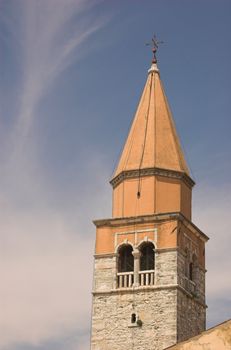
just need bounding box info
[140,242,155,271]
[118,244,134,272]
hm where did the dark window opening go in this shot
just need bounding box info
[118,245,134,272]
[189,262,193,281]
[131,313,136,324]
[184,248,189,277]
[140,242,155,271]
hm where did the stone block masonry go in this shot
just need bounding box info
[91,289,177,350]
[91,244,206,350]
[177,291,206,342]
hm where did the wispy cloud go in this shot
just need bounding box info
[0,1,109,349]
[5,0,104,154]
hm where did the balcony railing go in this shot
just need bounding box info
[139,270,155,286]
[117,272,134,288]
[117,270,155,288]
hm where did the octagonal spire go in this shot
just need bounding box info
[112,62,190,180]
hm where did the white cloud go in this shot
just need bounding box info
[0,1,109,348]
[193,182,231,325]
[0,160,111,349]
[0,211,92,347]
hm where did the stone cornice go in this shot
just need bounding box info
[93,212,209,242]
[110,167,195,189]
[155,247,179,254]
[93,212,180,228]
[94,253,118,259]
[92,284,178,296]
[94,247,178,259]
[92,284,207,307]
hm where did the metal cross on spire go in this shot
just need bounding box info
[146,35,164,64]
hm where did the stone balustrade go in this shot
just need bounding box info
[139,270,155,286]
[117,271,134,288]
[117,270,155,288]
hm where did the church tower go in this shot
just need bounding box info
[90,48,208,350]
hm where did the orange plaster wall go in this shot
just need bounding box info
[180,182,192,220]
[157,221,178,248]
[112,176,155,217]
[95,226,114,254]
[112,182,123,217]
[137,230,156,243]
[112,175,189,218]
[95,220,178,255]
[117,233,136,246]
[155,176,181,214]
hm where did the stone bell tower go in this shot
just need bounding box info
[90,49,208,350]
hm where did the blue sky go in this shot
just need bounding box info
[0,0,230,349]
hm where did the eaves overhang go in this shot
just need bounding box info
[110,167,195,189]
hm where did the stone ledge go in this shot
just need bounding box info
[94,247,178,259]
[92,283,178,295]
[155,247,179,254]
[94,253,118,259]
[92,284,207,307]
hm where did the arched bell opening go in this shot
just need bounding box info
[138,242,155,286]
[118,244,134,272]
[139,242,155,271]
[117,244,134,288]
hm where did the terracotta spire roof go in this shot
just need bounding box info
[112,62,190,179]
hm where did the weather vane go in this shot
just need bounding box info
[146,35,164,64]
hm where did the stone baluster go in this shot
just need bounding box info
[132,249,141,287]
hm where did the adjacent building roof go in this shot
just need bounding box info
[165,319,231,350]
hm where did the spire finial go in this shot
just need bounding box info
[146,35,164,64]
